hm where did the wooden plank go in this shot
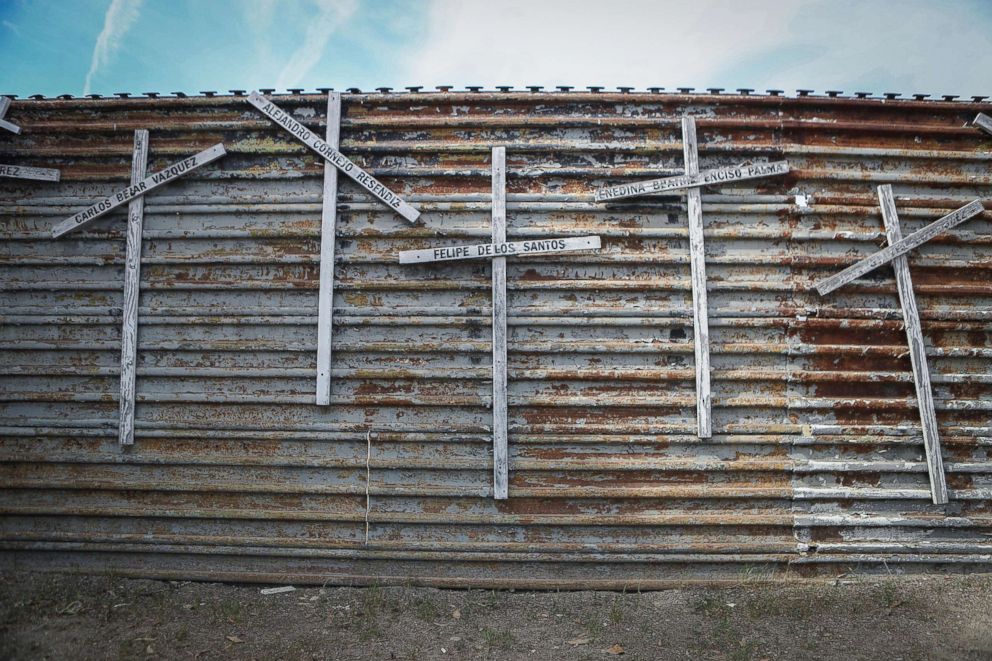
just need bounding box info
[247,91,420,224]
[594,160,789,202]
[813,199,984,295]
[0,118,21,135]
[315,93,342,406]
[0,97,20,135]
[0,164,60,182]
[683,116,712,439]
[974,112,992,136]
[118,130,149,447]
[51,144,227,238]
[491,146,509,500]
[877,185,949,504]
[399,236,601,264]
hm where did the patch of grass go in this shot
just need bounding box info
[216,598,243,623]
[413,594,440,622]
[608,596,625,626]
[730,639,759,661]
[693,594,729,617]
[481,627,514,651]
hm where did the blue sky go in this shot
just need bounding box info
[2,0,991,97]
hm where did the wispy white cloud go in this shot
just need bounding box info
[404,0,804,89]
[275,0,358,90]
[404,0,992,95]
[83,0,144,95]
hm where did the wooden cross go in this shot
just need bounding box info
[974,112,992,136]
[812,188,985,505]
[52,134,228,446]
[399,147,602,500]
[593,115,791,438]
[248,91,421,404]
[0,97,21,134]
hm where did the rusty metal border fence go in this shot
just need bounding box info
[0,90,990,587]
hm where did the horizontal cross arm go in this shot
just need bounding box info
[0,164,60,182]
[248,91,420,224]
[594,160,789,202]
[812,199,984,296]
[0,117,21,135]
[52,144,227,238]
[399,236,601,264]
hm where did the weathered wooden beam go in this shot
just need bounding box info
[247,91,420,224]
[877,185,949,504]
[399,236,601,264]
[974,112,992,136]
[0,97,20,135]
[118,130,149,447]
[491,146,509,500]
[0,164,60,182]
[594,160,789,202]
[315,92,342,406]
[683,116,712,438]
[51,144,227,238]
[812,199,984,296]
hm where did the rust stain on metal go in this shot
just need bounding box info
[0,91,990,586]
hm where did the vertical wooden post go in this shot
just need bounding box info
[877,185,949,504]
[682,116,712,438]
[118,129,149,446]
[316,92,342,405]
[491,146,509,500]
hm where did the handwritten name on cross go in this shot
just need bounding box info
[0,164,60,182]
[0,97,21,134]
[398,147,603,500]
[812,189,985,505]
[247,91,420,224]
[593,116,791,438]
[51,143,227,238]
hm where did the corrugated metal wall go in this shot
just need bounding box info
[1,91,990,587]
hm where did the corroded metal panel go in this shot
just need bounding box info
[0,91,990,586]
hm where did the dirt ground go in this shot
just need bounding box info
[2,572,991,660]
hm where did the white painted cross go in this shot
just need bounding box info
[812,188,986,505]
[399,147,603,500]
[593,116,791,438]
[247,91,420,224]
[0,97,21,134]
[973,112,992,136]
[51,133,228,447]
